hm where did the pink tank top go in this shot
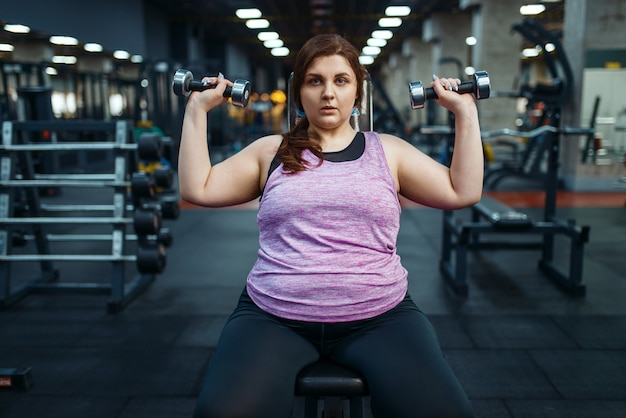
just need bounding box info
[246,131,408,322]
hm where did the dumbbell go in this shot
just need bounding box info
[172,69,251,107]
[408,70,490,109]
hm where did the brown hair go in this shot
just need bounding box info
[277,33,366,173]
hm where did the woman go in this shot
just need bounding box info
[179,33,481,417]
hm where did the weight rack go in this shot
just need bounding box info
[0,120,165,313]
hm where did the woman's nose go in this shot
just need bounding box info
[322,83,334,98]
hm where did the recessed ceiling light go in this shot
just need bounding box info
[362,46,381,56]
[367,38,387,47]
[263,39,283,48]
[84,43,103,53]
[371,30,393,40]
[271,47,289,57]
[359,56,375,65]
[385,6,411,17]
[246,19,270,29]
[520,4,546,15]
[52,55,77,64]
[50,36,79,46]
[378,17,403,28]
[258,31,279,41]
[4,24,30,34]
[113,50,130,59]
[235,8,262,19]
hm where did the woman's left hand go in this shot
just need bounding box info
[431,75,476,115]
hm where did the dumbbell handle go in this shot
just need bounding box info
[187,80,236,98]
[423,81,480,101]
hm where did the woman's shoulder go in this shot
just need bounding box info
[368,131,406,150]
[241,133,283,158]
[249,133,284,149]
[371,131,421,165]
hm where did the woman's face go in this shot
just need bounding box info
[299,54,358,130]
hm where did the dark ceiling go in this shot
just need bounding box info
[0,0,565,72]
[145,0,565,68]
[146,0,463,66]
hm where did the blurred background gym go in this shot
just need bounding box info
[0,1,625,417]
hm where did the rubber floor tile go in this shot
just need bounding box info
[506,399,626,418]
[461,316,578,349]
[0,396,126,418]
[552,315,626,349]
[529,350,626,400]
[444,350,560,399]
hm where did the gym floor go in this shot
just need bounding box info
[1,180,625,417]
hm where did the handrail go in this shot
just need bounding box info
[481,125,594,139]
[420,125,594,139]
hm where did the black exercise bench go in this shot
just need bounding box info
[471,196,532,229]
[440,196,589,296]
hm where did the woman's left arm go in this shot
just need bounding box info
[385,75,483,210]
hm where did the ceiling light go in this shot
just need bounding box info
[50,36,79,46]
[371,30,393,40]
[246,19,270,29]
[235,8,262,19]
[131,55,143,63]
[84,43,103,53]
[367,38,387,47]
[155,62,169,72]
[385,6,411,17]
[263,39,283,48]
[362,46,381,56]
[4,24,30,34]
[45,67,58,76]
[0,43,15,52]
[271,47,289,57]
[520,4,546,15]
[465,36,477,46]
[544,43,555,52]
[258,31,279,41]
[359,56,375,65]
[52,55,77,64]
[113,50,130,59]
[522,47,540,57]
[378,17,402,28]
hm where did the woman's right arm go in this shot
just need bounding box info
[177,76,278,207]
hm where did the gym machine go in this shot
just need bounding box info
[439,123,591,297]
[416,20,593,297]
[0,120,170,313]
[483,18,575,189]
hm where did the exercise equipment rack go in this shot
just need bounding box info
[0,120,166,313]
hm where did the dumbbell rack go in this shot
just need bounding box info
[0,120,163,313]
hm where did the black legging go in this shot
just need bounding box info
[194,289,474,418]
